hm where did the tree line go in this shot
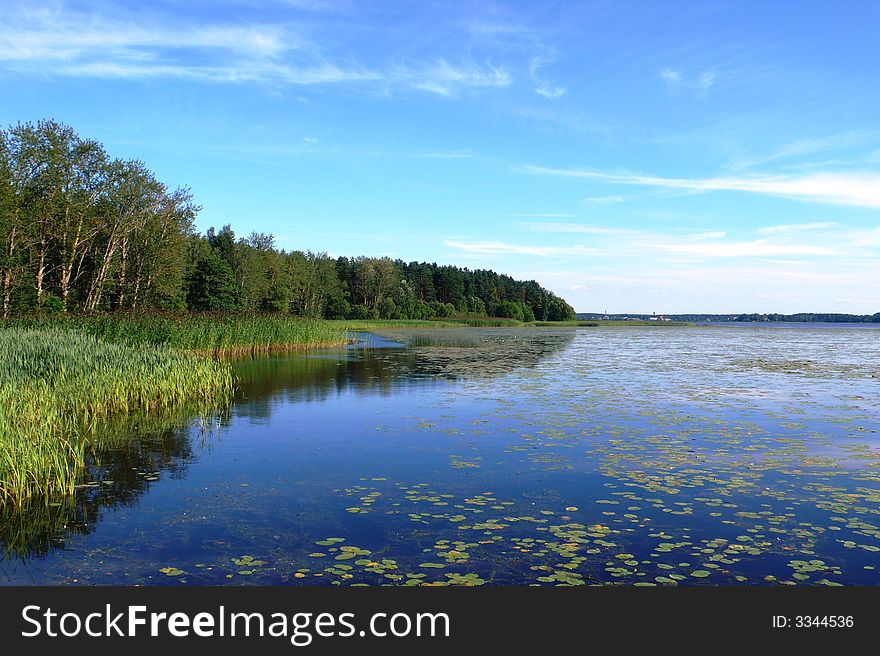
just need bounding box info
[0,120,576,321]
[579,312,880,323]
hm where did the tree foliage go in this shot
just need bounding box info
[0,121,577,321]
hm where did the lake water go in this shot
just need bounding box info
[2,326,879,586]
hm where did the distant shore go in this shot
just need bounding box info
[578,312,880,324]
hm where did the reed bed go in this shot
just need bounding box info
[8,313,351,355]
[0,327,234,504]
[379,329,483,348]
[339,317,525,331]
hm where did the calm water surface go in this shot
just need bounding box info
[2,326,879,586]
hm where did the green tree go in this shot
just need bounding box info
[185,238,238,311]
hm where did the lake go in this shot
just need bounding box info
[2,325,878,586]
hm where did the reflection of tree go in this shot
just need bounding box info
[1,329,572,562]
[231,329,576,419]
[0,409,226,563]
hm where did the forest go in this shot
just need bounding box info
[0,120,576,323]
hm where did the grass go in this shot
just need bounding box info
[342,317,691,331]
[8,313,351,355]
[379,329,483,348]
[1,313,349,504]
[339,317,524,330]
[0,326,234,504]
[0,311,687,505]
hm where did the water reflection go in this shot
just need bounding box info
[1,329,575,562]
[231,328,575,418]
[0,415,215,563]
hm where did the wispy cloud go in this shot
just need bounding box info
[518,222,636,235]
[659,68,716,94]
[413,150,475,159]
[0,7,382,86]
[697,72,715,90]
[758,222,837,234]
[520,165,880,208]
[659,68,681,88]
[730,131,872,170]
[511,213,576,219]
[652,240,839,258]
[511,221,878,261]
[409,59,511,97]
[0,6,517,97]
[444,240,599,257]
[534,84,566,99]
[689,231,726,239]
[528,54,566,99]
[583,195,624,204]
[0,19,296,61]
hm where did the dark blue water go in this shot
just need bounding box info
[2,326,878,586]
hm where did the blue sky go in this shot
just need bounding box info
[2,0,879,313]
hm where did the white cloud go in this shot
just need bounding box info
[731,131,870,169]
[0,9,382,86]
[444,240,599,257]
[660,68,716,94]
[583,195,624,204]
[528,53,566,99]
[520,165,880,208]
[0,15,297,61]
[409,59,511,97]
[518,222,636,236]
[652,240,838,258]
[511,213,576,219]
[758,222,837,234]
[534,84,566,98]
[0,8,515,97]
[414,150,475,159]
[659,68,681,87]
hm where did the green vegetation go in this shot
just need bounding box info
[8,313,351,355]
[338,316,524,331]
[0,118,582,513]
[0,326,233,504]
[1,120,575,322]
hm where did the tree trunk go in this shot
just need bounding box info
[2,269,11,319]
[2,225,16,319]
[116,237,128,309]
[86,238,118,312]
[131,264,143,309]
[59,220,84,312]
[35,240,47,306]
